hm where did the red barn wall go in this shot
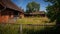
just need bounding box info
[0,10,14,23]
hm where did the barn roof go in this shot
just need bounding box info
[29,11,45,14]
[0,0,23,13]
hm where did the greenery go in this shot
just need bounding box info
[26,1,40,13]
[0,24,20,34]
[0,17,56,34]
[45,0,60,25]
[16,17,54,24]
[1,0,59,34]
[0,23,55,34]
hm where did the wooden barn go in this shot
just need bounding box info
[24,11,45,17]
[0,0,24,23]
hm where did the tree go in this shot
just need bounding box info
[26,1,40,13]
[45,0,60,26]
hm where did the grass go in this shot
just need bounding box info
[16,17,56,34]
[0,24,55,34]
[16,17,48,23]
[16,17,55,25]
[16,17,56,32]
[0,24,20,34]
[0,17,56,34]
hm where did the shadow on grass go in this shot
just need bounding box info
[23,26,60,34]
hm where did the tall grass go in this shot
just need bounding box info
[0,24,20,34]
[0,17,56,34]
[0,24,55,34]
[16,17,51,24]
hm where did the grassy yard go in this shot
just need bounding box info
[0,17,56,34]
[16,17,55,24]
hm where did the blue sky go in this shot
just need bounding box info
[11,0,49,11]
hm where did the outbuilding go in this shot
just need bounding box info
[0,0,24,23]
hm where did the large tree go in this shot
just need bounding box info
[45,0,60,27]
[26,2,40,13]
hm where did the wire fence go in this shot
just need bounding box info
[0,23,56,34]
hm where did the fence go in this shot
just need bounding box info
[0,23,56,34]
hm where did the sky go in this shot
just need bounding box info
[11,0,49,12]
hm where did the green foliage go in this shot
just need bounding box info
[45,0,60,23]
[46,5,56,22]
[0,24,19,34]
[26,1,40,13]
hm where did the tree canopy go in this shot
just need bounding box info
[45,0,60,24]
[26,1,40,13]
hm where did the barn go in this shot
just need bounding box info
[24,11,45,17]
[0,0,24,23]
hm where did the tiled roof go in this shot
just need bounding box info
[0,0,23,13]
[29,11,45,14]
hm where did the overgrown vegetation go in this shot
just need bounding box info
[0,23,55,34]
[16,17,55,24]
[0,17,56,34]
[45,0,60,25]
[0,24,20,34]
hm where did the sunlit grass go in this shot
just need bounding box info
[16,17,55,24]
[0,17,56,34]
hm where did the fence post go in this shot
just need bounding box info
[20,24,23,34]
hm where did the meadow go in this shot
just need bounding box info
[16,17,55,24]
[0,17,56,34]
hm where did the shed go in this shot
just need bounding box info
[24,11,45,17]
